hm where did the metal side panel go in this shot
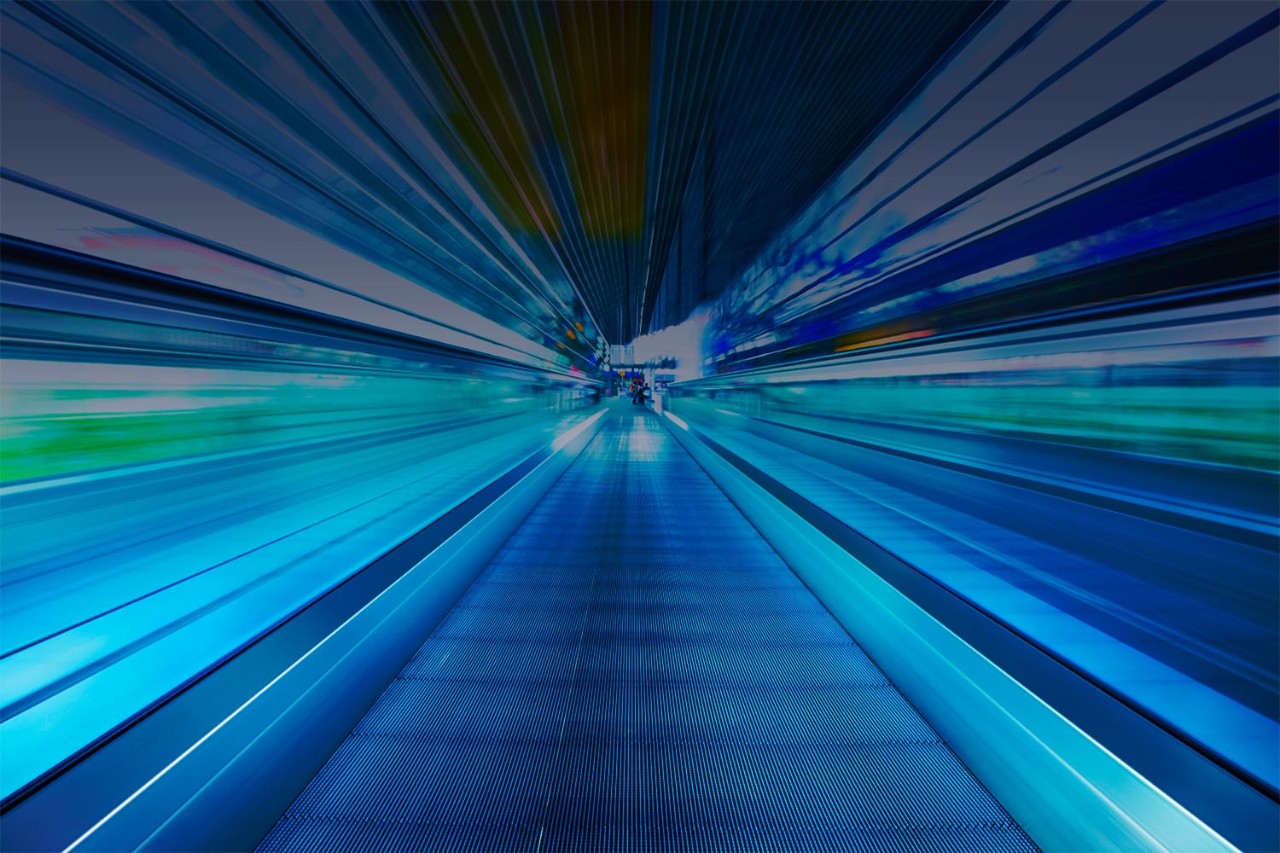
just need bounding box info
[11,410,610,853]
[258,409,1036,853]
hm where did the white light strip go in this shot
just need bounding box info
[550,408,606,452]
[65,584,391,852]
[663,412,689,431]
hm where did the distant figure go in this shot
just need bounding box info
[628,376,641,405]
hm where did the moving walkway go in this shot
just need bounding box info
[2,404,1267,852]
[259,410,1033,853]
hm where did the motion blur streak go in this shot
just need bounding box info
[672,295,1278,789]
[0,265,598,798]
[0,0,1277,851]
[677,0,1280,810]
[705,2,1279,368]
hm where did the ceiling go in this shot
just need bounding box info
[370,1,992,343]
[3,0,990,356]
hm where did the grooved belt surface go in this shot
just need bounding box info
[259,412,1036,853]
